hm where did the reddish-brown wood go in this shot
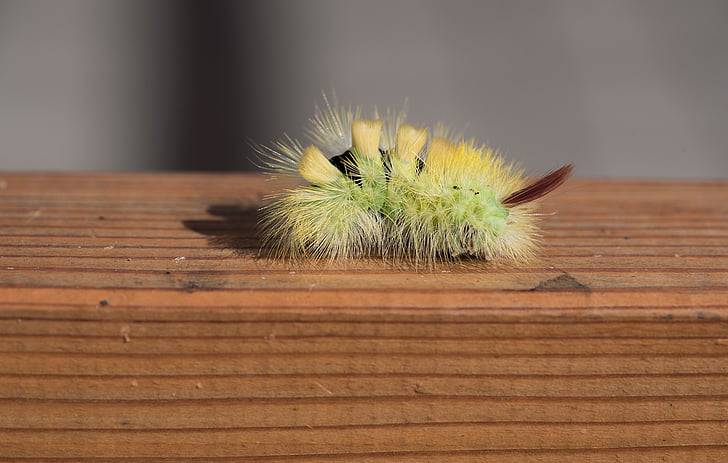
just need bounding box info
[1,172,728,461]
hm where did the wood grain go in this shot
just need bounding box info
[1,172,728,461]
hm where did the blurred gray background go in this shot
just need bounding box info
[0,0,726,177]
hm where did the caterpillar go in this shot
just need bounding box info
[254,97,572,264]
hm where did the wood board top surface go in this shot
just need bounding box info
[1,172,727,461]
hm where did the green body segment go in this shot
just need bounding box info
[387,167,509,259]
[281,178,380,259]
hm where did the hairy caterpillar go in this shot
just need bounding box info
[255,97,572,264]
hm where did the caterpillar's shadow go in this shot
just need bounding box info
[182,204,260,255]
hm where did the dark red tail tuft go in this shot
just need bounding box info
[502,164,573,207]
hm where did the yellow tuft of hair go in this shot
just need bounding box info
[424,137,456,172]
[297,145,342,185]
[395,124,428,161]
[351,119,383,159]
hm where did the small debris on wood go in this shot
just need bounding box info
[131,379,138,387]
[103,245,115,250]
[314,381,333,395]
[26,209,42,221]
[99,299,109,307]
[120,325,131,343]
[174,256,186,263]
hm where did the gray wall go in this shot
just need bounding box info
[0,0,726,177]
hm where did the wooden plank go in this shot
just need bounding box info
[1,172,728,461]
[5,397,728,428]
[3,422,728,458]
[4,374,728,401]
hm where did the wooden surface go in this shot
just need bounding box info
[1,172,728,461]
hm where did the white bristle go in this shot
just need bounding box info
[351,119,383,159]
[297,145,342,185]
